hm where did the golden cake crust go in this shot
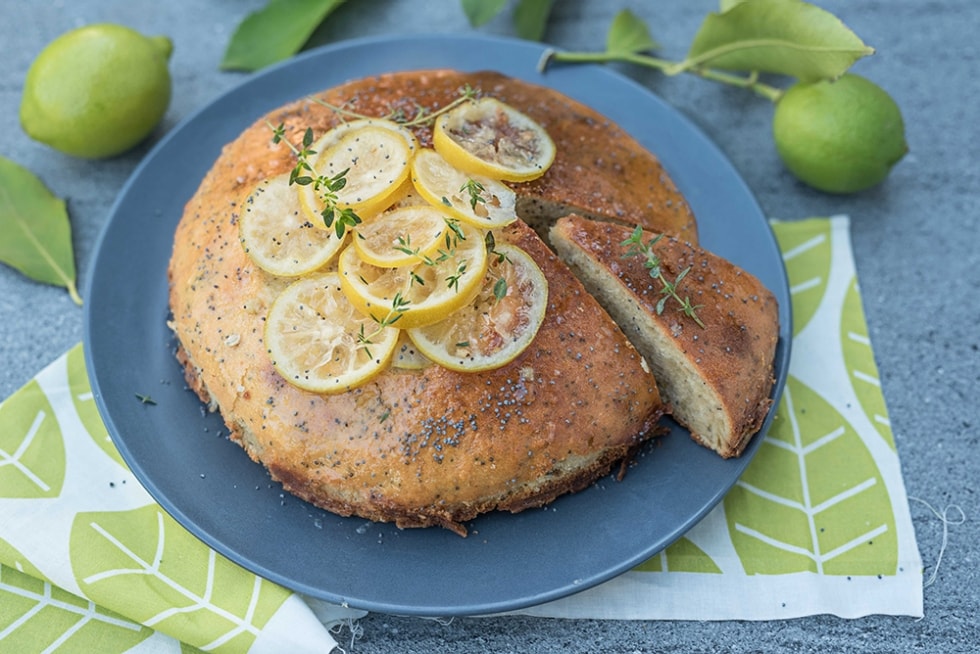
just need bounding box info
[168,70,674,535]
[237,69,697,243]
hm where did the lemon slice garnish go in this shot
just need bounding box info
[353,205,450,268]
[386,176,427,209]
[299,124,415,226]
[433,97,556,182]
[265,272,398,393]
[410,149,517,229]
[308,117,418,155]
[390,331,432,370]
[338,220,489,329]
[239,173,345,276]
[407,243,548,372]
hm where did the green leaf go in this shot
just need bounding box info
[461,0,509,27]
[686,0,874,82]
[606,9,660,55]
[719,0,746,11]
[0,156,80,305]
[513,0,554,41]
[0,378,66,499]
[71,505,292,652]
[221,0,347,71]
[0,565,155,652]
[725,375,898,575]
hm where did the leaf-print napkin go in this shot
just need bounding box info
[0,216,922,652]
[515,215,924,620]
[0,349,360,652]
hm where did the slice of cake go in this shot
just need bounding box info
[549,215,779,458]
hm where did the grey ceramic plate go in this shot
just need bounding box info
[84,34,791,617]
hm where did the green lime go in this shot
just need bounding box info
[772,73,908,194]
[20,23,173,159]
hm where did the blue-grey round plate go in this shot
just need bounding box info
[84,34,791,617]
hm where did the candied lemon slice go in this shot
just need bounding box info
[433,97,556,182]
[265,272,398,393]
[410,149,517,229]
[309,117,419,155]
[299,124,415,226]
[390,331,432,370]
[338,220,489,329]
[353,205,450,268]
[386,176,427,209]
[239,173,345,276]
[407,244,547,372]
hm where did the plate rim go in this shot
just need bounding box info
[83,32,791,617]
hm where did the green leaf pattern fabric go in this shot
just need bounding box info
[67,344,126,467]
[725,374,897,576]
[841,278,896,449]
[0,565,156,653]
[0,348,343,651]
[0,379,65,498]
[71,505,292,653]
[772,215,830,336]
[0,216,924,636]
[523,217,921,621]
[633,537,722,574]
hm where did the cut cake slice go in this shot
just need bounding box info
[549,215,779,458]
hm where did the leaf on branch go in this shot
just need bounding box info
[462,0,509,27]
[0,156,81,305]
[513,0,555,41]
[606,9,660,55]
[221,0,347,71]
[719,0,747,11]
[685,0,874,82]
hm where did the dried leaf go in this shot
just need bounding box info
[0,156,80,305]
[221,0,347,71]
[686,0,874,81]
[606,9,660,55]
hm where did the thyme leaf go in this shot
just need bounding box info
[356,293,411,356]
[493,276,508,301]
[265,122,362,237]
[620,225,704,328]
[460,178,487,211]
[308,84,479,128]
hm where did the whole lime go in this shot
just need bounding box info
[772,73,908,194]
[20,23,173,159]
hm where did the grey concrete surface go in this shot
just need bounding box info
[2,1,977,652]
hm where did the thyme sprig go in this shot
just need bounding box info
[267,122,362,238]
[484,231,510,301]
[621,226,704,328]
[390,218,471,293]
[460,178,487,212]
[308,84,479,128]
[356,293,410,358]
